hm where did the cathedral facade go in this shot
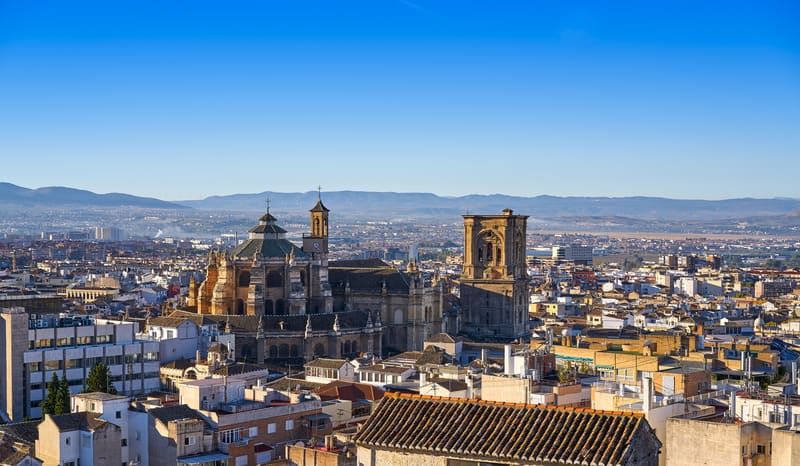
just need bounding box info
[189,197,332,316]
[185,195,443,361]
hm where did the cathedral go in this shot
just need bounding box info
[183,194,445,362]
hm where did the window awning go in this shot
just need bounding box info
[177,452,232,464]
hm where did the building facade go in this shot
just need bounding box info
[459,209,529,339]
[0,307,160,422]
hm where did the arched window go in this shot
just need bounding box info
[267,270,284,288]
[344,341,351,354]
[279,344,290,358]
[269,345,278,358]
[238,271,250,287]
[185,369,197,380]
[496,247,502,263]
[351,341,358,354]
[236,299,245,315]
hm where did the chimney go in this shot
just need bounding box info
[643,377,653,413]
[481,348,488,367]
[504,345,513,376]
[466,371,474,399]
[419,371,427,389]
[729,391,737,420]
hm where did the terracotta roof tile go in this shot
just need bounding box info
[355,393,654,465]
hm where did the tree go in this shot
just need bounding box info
[40,373,60,415]
[54,375,70,415]
[85,363,117,394]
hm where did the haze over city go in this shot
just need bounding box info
[1,1,798,201]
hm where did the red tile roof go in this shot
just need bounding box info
[314,380,385,402]
[355,393,656,466]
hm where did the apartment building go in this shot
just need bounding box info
[0,307,160,422]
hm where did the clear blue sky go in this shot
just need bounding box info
[1,1,798,201]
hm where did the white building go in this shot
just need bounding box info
[0,307,160,422]
[72,392,150,466]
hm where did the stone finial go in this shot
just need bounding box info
[333,313,341,333]
[305,316,312,338]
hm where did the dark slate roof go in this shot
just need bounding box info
[310,198,330,212]
[49,412,108,432]
[329,259,388,269]
[355,394,657,466]
[328,267,409,292]
[259,212,277,223]
[149,405,207,426]
[0,421,40,444]
[248,223,288,235]
[231,238,305,260]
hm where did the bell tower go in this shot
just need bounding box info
[460,208,529,339]
[303,186,329,254]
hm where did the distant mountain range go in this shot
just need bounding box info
[0,182,187,210]
[178,190,800,221]
[1,182,799,222]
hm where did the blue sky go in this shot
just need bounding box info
[1,1,798,201]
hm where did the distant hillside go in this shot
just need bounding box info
[178,191,800,221]
[0,182,189,209]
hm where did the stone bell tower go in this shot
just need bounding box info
[460,208,529,340]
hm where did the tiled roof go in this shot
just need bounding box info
[0,421,39,444]
[231,238,305,260]
[149,404,207,426]
[310,198,330,212]
[329,267,410,292]
[314,380,385,402]
[212,363,268,376]
[148,316,193,328]
[329,259,389,269]
[355,393,655,466]
[305,358,349,370]
[49,412,108,432]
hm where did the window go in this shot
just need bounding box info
[267,423,277,434]
[116,411,121,419]
[121,439,127,447]
[285,419,295,431]
[44,359,61,371]
[219,429,241,444]
[249,426,258,437]
[184,436,196,446]
[757,444,766,455]
[65,437,70,445]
